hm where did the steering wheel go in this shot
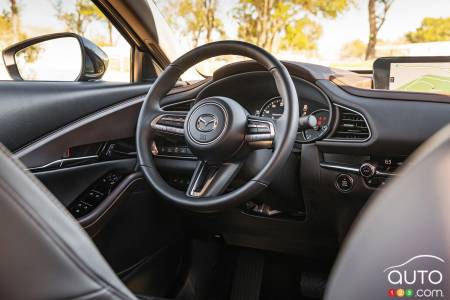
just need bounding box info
[136,41,299,212]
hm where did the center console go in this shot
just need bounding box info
[320,155,404,191]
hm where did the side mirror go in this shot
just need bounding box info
[2,33,109,81]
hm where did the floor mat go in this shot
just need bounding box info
[175,238,236,300]
[230,249,265,300]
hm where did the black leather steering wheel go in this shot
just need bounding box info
[136,41,299,212]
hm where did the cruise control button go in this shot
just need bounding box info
[247,124,259,134]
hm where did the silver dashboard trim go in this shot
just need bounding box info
[375,170,397,177]
[320,162,396,177]
[319,162,360,174]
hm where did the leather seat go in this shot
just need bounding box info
[0,143,139,299]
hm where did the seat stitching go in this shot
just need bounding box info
[1,144,74,219]
[60,287,106,300]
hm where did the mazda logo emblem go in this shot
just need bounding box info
[196,114,218,132]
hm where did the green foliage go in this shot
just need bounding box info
[0,1,24,47]
[281,17,322,51]
[53,0,114,45]
[294,0,354,18]
[234,0,352,52]
[405,17,450,43]
[0,13,12,48]
[17,44,42,63]
[54,0,104,36]
[340,39,366,59]
[163,0,225,47]
[161,0,350,52]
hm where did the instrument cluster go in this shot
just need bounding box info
[257,96,331,143]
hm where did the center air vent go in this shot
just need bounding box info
[329,106,370,141]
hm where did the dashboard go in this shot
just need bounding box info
[194,71,333,144]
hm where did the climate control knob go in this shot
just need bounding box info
[360,162,376,178]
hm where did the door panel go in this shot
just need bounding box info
[15,96,143,169]
[0,81,149,151]
[0,0,185,292]
[0,79,186,289]
[35,158,136,207]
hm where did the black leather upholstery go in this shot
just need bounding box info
[325,125,450,299]
[0,144,137,300]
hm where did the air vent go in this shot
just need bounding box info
[330,106,370,141]
[162,100,194,112]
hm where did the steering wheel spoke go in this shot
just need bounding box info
[246,115,276,149]
[187,161,242,197]
[151,112,187,136]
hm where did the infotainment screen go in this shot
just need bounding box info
[389,62,450,93]
[373,56,450,95]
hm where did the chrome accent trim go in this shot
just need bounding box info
[375,170,397,177]
[196,114,218,132]
[359,162,376,178]
[155,154,197,161]
[335,174,354,193]
[186,162,217,197]
[27,160,63,172]
[320,162,396,177]
[27,155,99,172]
[324,103,372,143]
[319,162,360,174]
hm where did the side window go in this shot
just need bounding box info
[0,0,130,82]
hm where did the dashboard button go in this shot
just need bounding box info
[360,162,376,178]
[335,174,354,193]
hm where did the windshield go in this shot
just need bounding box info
[152,0,450,77]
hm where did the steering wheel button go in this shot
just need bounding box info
[257,126,271,133]
[247,126,259,134]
